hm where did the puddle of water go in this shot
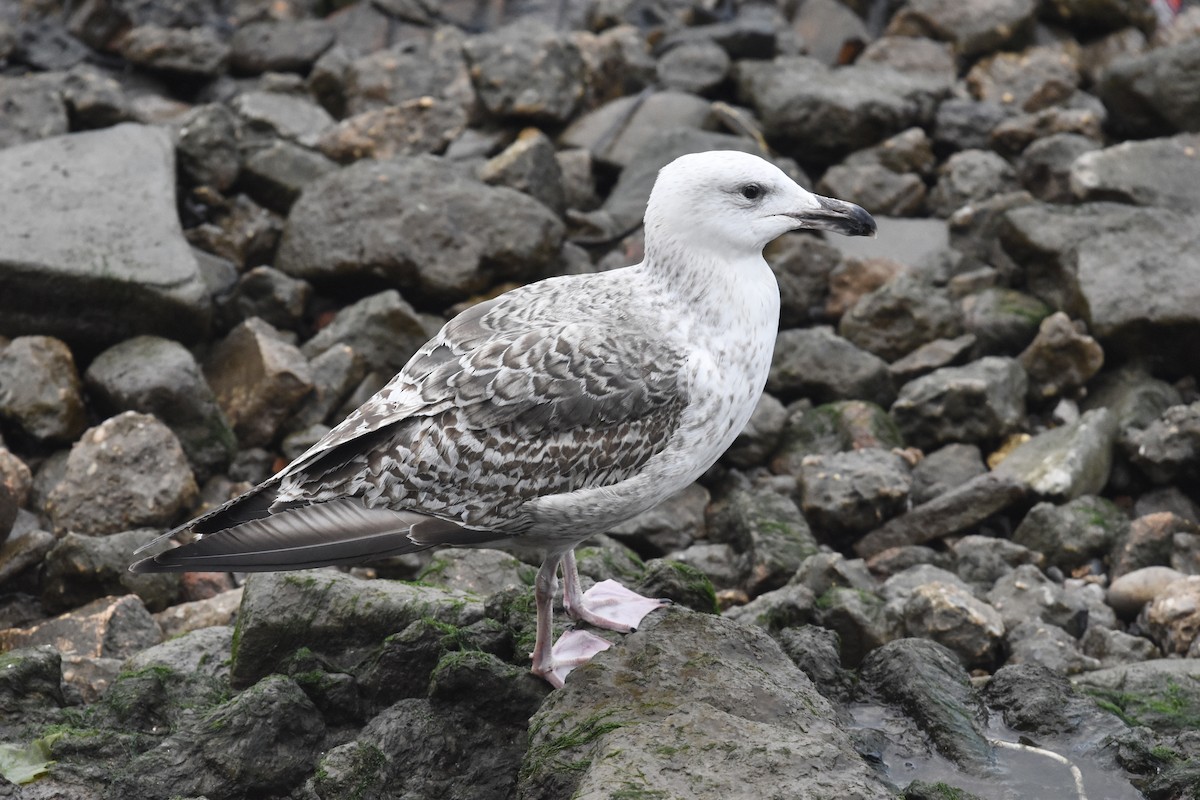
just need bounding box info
[849,703,1144,800]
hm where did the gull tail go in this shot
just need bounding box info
[129,498,466,573]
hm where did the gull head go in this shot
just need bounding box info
[644,150,877,259]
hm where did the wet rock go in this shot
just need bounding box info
[1013,495,1126,572]
[609,483,709,555]
[636,558,719,614]
[45,412,197,536]
[41,528,181,614]
[1071,134,1200,211]
[861,639,993,772]
[0,336,87,445]
[798,448,912,541]
[962,288,1050,357]
[856,473,1028,558]
[1074,659,1200,735]
[656,40,730,95]
[816,164,926,217]
[1097,40,1200,137]
[0,74,69,150]
[775,624,855,702]
[708,486,819,594]
[736,56,949,161]
[85,336,237,480]
[153,586,242,639]
[118,24,229,78]
[0,594,162,659]
[1108,565,1187,618]
[230,19,335,75]
[1018,312,1104,400]
[966,44,1081,113]
[0,124,211,348]
[929,150,1021,218]
[772,400,903,472]
[993,408,1116,499]
[240,140,339,214]
[301,290,427,376]
[0,645,66,723]
[463,23,585,123]
[174,103,242,192]
[1006,620,1099,673]
[1129,402,1200,484]
[910,443,987,504]
[479,128,566,215]
[814,586,899,666]
[722,582,816,631]
[765,233,842,328]
[277,155,564,305]
[110,675,323,800]
[231,569,483,687]
[670,542,743,592]
[902,582,1005,666]
[768,327,894,405]
[892,357,1027,449]
[723,393,787,469]
[519,610,893,799]
[886,0,1037,58]
[1144,575,1200,655]
[991,663,1127,741]
[952,534,1043,587]
[839,274,963,361]
[1080,625,1159,667]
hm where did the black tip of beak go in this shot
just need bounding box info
[812,195,877,238]
[848,203,877,238]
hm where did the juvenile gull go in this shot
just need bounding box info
[131,150,876,687]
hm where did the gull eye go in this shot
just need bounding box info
[740,183,764,201]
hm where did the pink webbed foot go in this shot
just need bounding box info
[567,579,672,632]
[532,629,613,689]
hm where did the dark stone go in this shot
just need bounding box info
[961,287,1051,357]
[798,448,913,541]
[1017,133,1101,204]
[891,357,1027,449]
[655,40,730,95]
[990,662,1126,738]
[41,528,183,614]
[885,0,1037,57]
[174,103,242,191]
[771,400,904,473]
[839,274,963,362]
[708,486,819,595]
[240,140,339,214]
[118,24,230,78]
[723,393,787,469]
[966,44,1080,113]
[1069,133,1200,211]
[0,336,88,446]
[933,98,1018,152]
[217,266,312,334]
[910,443,987,505]
[0,594,162,660]
[765,233,842,328]
[316,97,469,163]
[479,128,567,216]
[1097,40,1200,137]
[775,624,855,702]
[929,150,1021,218]
[1129,402,1200,484]
[301,290,427,376]
[768,327,895,406]
[230,19,335,75]
[817,163,926,217]
[0,74,69,150]
[463,23,586,124]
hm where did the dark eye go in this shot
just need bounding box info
[740,183,764,200]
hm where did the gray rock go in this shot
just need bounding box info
[1013,496,1127,571]
[885,0,1037,57]
[656,40,730,95]
[1084,367,1182,450]
[463,23,585,123]
[962,288,1051,357]
[768,326,895,405]
[85,336,237,480]
[301,289,427,376]
[775,625,855,702]
[986,564,1091,636]
[888,334,977,383]
[1079,625,1160,667]
[1112,512,1195,579]
[819,162,926,220]
[992,663,1127,743]
[0,594,162,659]
[839,274,963,362]
[0,124,211,348]
[217,265,312,334]
[479,128,566,215]
[559,91,716,170]
[814,585,900,666]
[416,548,534,598]
[0,74,68,149]
[0,336,88,445]
[1040,0,1156,33]
[230,19,335,75]
[118,24,229,77]
[722,582,816,631]
[519,610,893,799]
[204,317,314,448]
[0,645,67,726]
[929,150,1021,218]
[1006,620,1100,674]
[723,392,787,468]
[794,552,879,599]
[708,486,819,595]
[855,472,1029,558]
[1130,402,1200,483]
[1098,40,1200,137]
[609,482,709,555]
[277,155,564,304]
[857,36,957,80]
[57,65,135,129]
[992,408,1117,499]
[174,103,242,192]
[669,542,743,591]
[636,558,719,615]
[934,98,1019,152]
[1073,659,1200,735]
[861,639,993,772]
[736,56,949,160]
[1071,134,1200,211]
[41,528,182,614]
[765,232,842,328]
[1107,565,1187,618]
[791,0,871,65]
[154,587,242,639]
[230,569,483,687]
[845,126,937,178]
[911,443,986,504]
[316,97,469,163]
[240,139,339,214]
[771,400,904,473]
[951,534,1043,587]
[110,675,323,800]
[340,28,471,115]
[232,90,335,149]
[966,44,1081,113]
[902,582,1006,666]
[284,344,369,434]
[44,412,197,536]
[1018,311,1104,401]
[892,357,1028,449]
[798,448,912,541]
[1017,133,1102,202]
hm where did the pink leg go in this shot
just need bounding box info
[528,552,614,688]
[561,550,671,632]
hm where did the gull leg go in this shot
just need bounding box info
[561,549,671,633]
[529,552,612,688]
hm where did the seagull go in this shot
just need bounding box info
[131,150,876,687]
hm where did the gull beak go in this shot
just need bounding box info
[789,195,877,238]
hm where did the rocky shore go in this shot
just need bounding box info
[2,0,1200,798]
